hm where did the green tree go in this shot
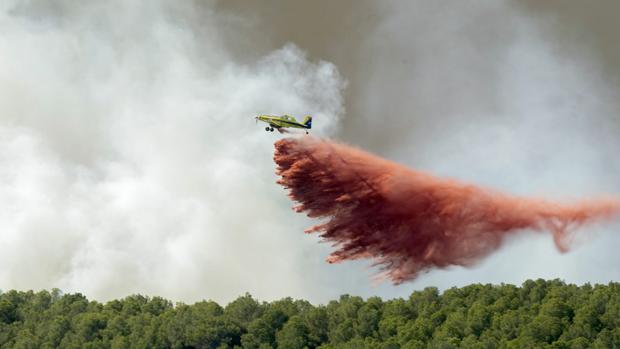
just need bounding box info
[276,315,308,349]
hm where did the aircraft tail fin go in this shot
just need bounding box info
[302,116,312,129]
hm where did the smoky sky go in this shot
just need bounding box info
[1,0,619,304]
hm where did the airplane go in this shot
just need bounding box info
[255,114,312,134]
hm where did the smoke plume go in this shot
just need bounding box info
[0,1,345,303]
[2,0,620,303]
[275,137,620,283]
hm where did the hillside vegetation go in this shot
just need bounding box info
[1,279,620,348]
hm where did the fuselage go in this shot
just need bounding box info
[255,115,312,133]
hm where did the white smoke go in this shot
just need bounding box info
[0,1,344,303]
[1,0,619,304]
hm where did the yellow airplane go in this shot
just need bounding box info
[255,114,312,134]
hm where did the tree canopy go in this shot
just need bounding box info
[1,279,620,348]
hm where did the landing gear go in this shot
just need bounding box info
[269,127,275,132]
[265,126,270,131]
[306,131,309,134]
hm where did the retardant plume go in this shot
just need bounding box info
[274,137,620,284]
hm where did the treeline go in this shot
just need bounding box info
[1,279,620,348]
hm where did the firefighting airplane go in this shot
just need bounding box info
[255,114,312,134]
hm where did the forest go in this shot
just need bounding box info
[1,279,620,349]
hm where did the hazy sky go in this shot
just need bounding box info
[1,1,619,305]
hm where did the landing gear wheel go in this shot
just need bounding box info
[265,127,270,131]
[306,131,309,134]
[270,127,275,132]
